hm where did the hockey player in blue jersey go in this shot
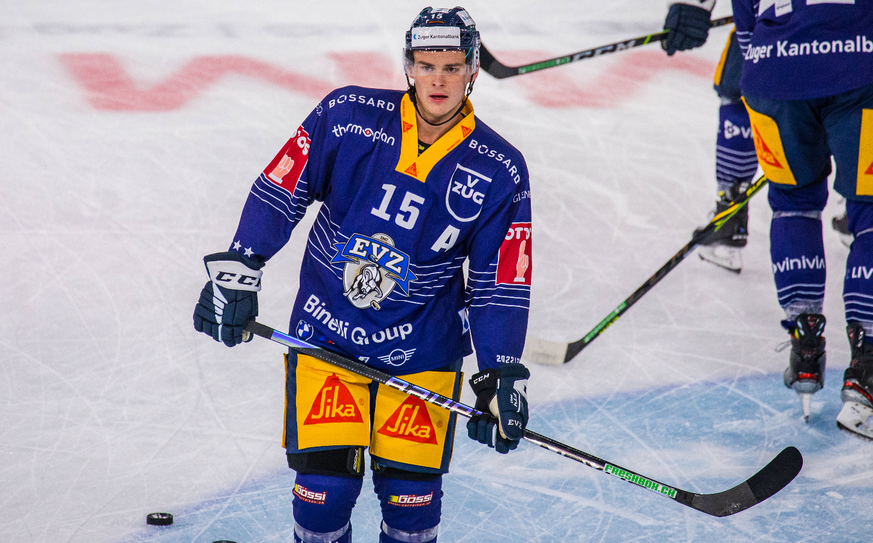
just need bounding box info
[663,1,758,273]
[193,6,534,542]
[729,0,873,437]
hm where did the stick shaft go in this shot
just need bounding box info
[563,174,767,361]
[481,16,734,79]
[244,319,799,516]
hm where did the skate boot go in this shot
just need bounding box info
[783,313,826,422]
[837,323,873,441]
[694,183,749,273]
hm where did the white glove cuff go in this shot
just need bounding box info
[206,260,263,292]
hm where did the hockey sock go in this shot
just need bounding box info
[374,471,442,543]
[715,100,757,190]
[770,214,826,328]
[292,473,362,543]
[844,201,873,337]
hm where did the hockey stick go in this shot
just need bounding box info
[243,318,801,517]
[523,174,768,366]
[480,16,734,79]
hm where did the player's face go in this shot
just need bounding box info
[409,50,477,124]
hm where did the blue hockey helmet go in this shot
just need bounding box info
[404,7,480,73]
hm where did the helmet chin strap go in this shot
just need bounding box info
[405,74,476,128]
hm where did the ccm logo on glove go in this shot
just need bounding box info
[206,259,263,291]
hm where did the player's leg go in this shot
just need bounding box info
[373,466,442,543]
[742,92,833,420]
[284,353,372,541]
[838,200,873,439]
[698,31,758,272]
[369,360,462,543]
[769,180,829,420]
[826,82,873,438]
[289,460,363,543]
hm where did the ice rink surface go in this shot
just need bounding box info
[3,1,871,541]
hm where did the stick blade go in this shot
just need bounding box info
[479,44,517,79]
[690,446,803,517]
[522,336,570,366]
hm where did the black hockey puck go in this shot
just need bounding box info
[146,512,174,526]
[213,541,238,543]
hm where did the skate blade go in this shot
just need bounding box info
[697,245,742,273]
[836,402,873,442]
[799,393,813,423]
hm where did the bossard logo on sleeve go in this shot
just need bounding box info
[377,396,438,444]
[304,374,364,425]
[332,233,417,310]
[446,164,492,223]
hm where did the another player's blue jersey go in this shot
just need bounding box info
[732,0,873,100]
[230,86,532,375]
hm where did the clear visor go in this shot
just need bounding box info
[403,48,477,78]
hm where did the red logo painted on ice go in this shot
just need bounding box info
[496,222,532,286]
[304,374,363,425]
[377,396,438,444]
[266,126,310,194]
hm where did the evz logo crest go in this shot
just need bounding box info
[331,233,416,310]
[446,164,491,223]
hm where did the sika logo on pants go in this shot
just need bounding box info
[377,396,439,444]
[304,374,364,425]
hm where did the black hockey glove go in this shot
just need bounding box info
[467,364,530,454]
[662,1,713,56]
[193,251,264,347]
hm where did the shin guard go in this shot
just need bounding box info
[374,472,442,543]
[770,214,826,325]
[844,201,873,335]
[715,100,757,189]
[292,473,362,543]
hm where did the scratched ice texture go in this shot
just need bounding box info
[2,1,871,542]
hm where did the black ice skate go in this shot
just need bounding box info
[837,323,873,441]
[783,313,826,422]
[694,183,749,273]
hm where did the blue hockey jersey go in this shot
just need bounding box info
[230,86,532,375]
[732,0,873,100]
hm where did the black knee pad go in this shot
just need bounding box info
[371,460,442,481]
[287,447,365,478]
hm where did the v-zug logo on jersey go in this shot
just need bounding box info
[446,164,492,223]
[332,233,417,310]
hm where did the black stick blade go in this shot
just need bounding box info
[479,45,517,79]
[690,447,803,517]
